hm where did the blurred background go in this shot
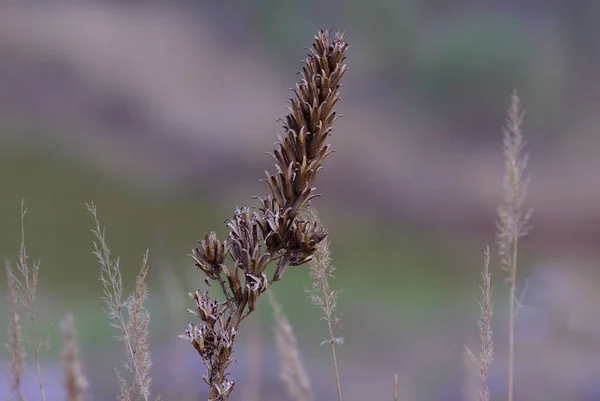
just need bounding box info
[1,1,600,400]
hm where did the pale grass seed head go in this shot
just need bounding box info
[497,91,532,278]
[60,313,88,401]
[11,200,47,401]
[5,260,26,401]
[87,203,154,401]
[303,207,343,401]
[304,208,342,343]
[494,91,532,401]
[87,203,125,330]
[268,291,314,401]
[466,247,494,401]
[125,251,152,400]
[15,201,40,319]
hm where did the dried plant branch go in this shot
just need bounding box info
[87,203,154,401]
[5,259,26,401]
[466,247,494,401]
[60,313,88,401]
[268,291,314,401]
[179,30,348,401]
[496,91,532,401]
[305,209,343,401]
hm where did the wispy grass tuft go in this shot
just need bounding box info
[60,313,88,401]
[6,200,48,401]
[496,90,532,401]
[268,291,314,401]
[87,202,155,401]
[305,208,344,401]
[5,259,26,401]
[466,246,494,401]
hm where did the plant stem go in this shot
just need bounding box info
[30,319,47,401]
[507,234,518,401]
[327,318,342,401]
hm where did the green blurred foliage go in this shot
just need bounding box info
[343,0,420,77]
[410,14,565,140]
[0,137,479,350]
[253,0,336,68]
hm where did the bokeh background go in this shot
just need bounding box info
[1,1,600,400]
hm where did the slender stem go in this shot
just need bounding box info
[30,317,46,401]
[327,318,342,401]
[217,274,233,310]
[507,233,518,401]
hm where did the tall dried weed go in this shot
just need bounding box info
[179,29,348,400]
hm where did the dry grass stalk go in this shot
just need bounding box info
[60,313,88,401]
[267,291,314,401]
[496,91,532,401]
[5,259,26,401]
[87,203,154,401]
[11,200,47,401]
[393,374,398,401]
[466,247,494,401]
[305,208,343,401]
[179,29,348,401]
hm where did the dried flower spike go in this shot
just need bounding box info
[183,30,349,400]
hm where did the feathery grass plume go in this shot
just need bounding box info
[496,91,532,401]
[304,207,343,401]
[60,313,88,401]
[180,29,348,401]
[466,247,494,401]
[267,291,314,401]
[5,260,26,401]
[87,203,154,401]
[14,200,47,401]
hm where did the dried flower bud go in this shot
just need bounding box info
[180,323,205,355]
[228,208,261,271]
[255,202,287,253]
[287,220,327,266]
[191,232,227,279]
[190,290,226,327]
